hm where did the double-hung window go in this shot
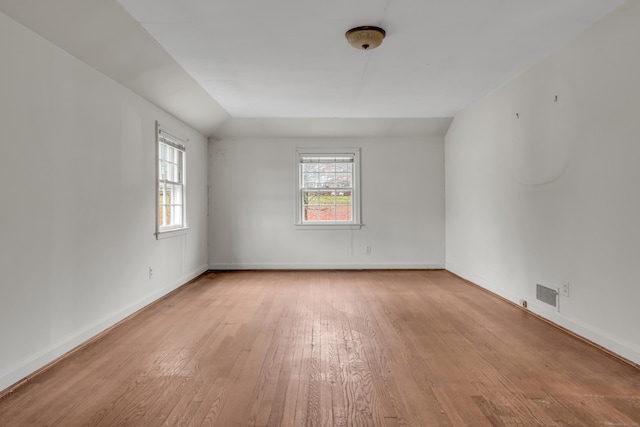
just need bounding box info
[156,123,186,237]
[295,148,361,229]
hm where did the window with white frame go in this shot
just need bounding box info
[157,123,186,236]
[295,148,361,228]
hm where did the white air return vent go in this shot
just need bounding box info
[536,283,559,310]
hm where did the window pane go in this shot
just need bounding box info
[336,191,351,205]
[176,152,183,181]
[336,205,352,221]
[318,206,336,221]
[164,162,172,182]
[303,163,318,173]
[303,173,318,188]
[336,173,352,188]
[164,162,171,182]
[171,204,183,227]
[164,184,173,205]
[172,185,183,206]
[162,203,170,226]
[319,173,335,188]
[336,163,350,173]
[303,191,319,205]
[172,163,180,182]
[319,191,335,205]
[158,183,165,205]
[165,205,171,226]
[167,206,176,225]
[159,159,167,180]
[159,205,165,227]
[304,206,319,221]
[319,162,335,173]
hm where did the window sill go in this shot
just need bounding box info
[156,227,190,240]
[295,223,362,230]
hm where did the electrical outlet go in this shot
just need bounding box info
[365,244,372,254]
[562,282,570,297]
[520,299,528,309]
[149,267,153,279]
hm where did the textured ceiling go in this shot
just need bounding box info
[118,0,625,119]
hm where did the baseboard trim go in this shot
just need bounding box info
[0,264,209,396]
[208,262,446,270]
[446,263,640,369]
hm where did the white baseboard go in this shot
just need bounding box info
[0,264,209,393]
[445,262,522,304]
[446,262,640,366]
[208,262,445,270]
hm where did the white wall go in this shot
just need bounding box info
[209,136,445,269]
[445,1,640,364]
[0,12,209,391]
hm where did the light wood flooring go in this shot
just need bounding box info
[1,270,639,426]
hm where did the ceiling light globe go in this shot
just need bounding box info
[345,26,386,50]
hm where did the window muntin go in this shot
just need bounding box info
[296,149,361,227]
[157,124,186,234]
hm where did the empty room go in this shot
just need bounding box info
[1,0,639,425]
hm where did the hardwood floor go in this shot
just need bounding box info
[1,270,639,426]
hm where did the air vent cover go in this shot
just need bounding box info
[536,283,558,308]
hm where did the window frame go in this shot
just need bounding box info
[295,148,362,230]
[156,122,188,239]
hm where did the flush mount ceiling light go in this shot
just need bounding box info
[345,26,386,50]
